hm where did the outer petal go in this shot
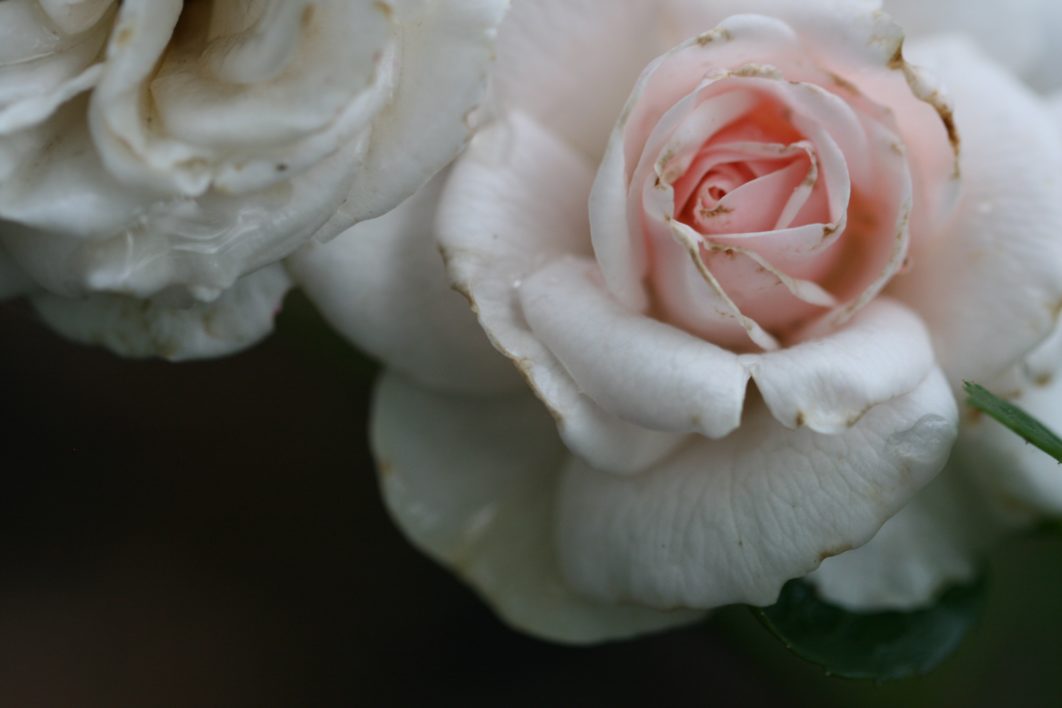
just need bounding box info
[371,372,702,644]
[90,0,394,196]
[520,256,748,439]
[671,0,902,68]
[884,0,1062,91]
[492,0,667,160]
[438,111,686,473]
[31,264,291,360]
[1,105,359,301]
[807,469,997,610]
[744,298,936,433]
[289,172,519,395]
[0,0,113,135]
[557,369,958,609]
[339,0,509,223]
[891,38,1062,387]
[520,256,935,439]
[1019,3,1062,92]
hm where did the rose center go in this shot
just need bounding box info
[621,72,911,353]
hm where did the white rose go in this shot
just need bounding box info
[0,0,507,359]
[296,0,1062,642]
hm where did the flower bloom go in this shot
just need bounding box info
[297,0,1062,641]
[0,0,506,359]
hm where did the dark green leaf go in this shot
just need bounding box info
[754,577,986,681]
[964,381,1062,463]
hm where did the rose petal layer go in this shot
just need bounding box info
[32,263,291,360]
[808,469,996,609]
[557,368,957,609]
[289,172,519,395]
[372,371,703,644]
[892,38,1062,387]
[438,111,688,474]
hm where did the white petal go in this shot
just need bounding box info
[90,0,393,195]
[289,171,519,395]
[37,0,115,34]
[892,38,1062,387]
[520,256,749,439]
[32,264,291,360]
[1018,3,1062,92]
[884,0,1062,90]
[521,256,934,438]
[493,0,667,160]
[557,369,958,609]
[340,0,508,223]
[439,111,686,473]
[0,0,113,134]
[670,0,896,65]
[808,469,996,610]
[1,104,360,301]
[743,298,936,433]
[372,372,702,644]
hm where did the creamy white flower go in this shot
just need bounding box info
[0,0,507,359]
[297,0,1062,642]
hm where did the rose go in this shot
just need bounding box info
[0,0,507,359]
[296,0,1062,642]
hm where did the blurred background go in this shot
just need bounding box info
[3,295,1061,707]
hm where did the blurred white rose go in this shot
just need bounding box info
[0,0,507,358]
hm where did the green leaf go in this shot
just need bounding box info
[964,381,1062,463]
[754,578,986,681]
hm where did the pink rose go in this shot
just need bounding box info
[296,0,1062,641]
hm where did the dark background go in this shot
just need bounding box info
[3,295,1061,707]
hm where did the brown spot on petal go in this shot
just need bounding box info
[377,458,394,479]
[828,72,860,95]
[819,544,853,562]
[887,42,906,71]
[115,25,134,48]
[1051,296,1062,320]
[936,103,961,170]
[731,64,782,80]
[700,204,734,219]
[846,405,873,428]
[889,42,961,178]
[696,28,733,46]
